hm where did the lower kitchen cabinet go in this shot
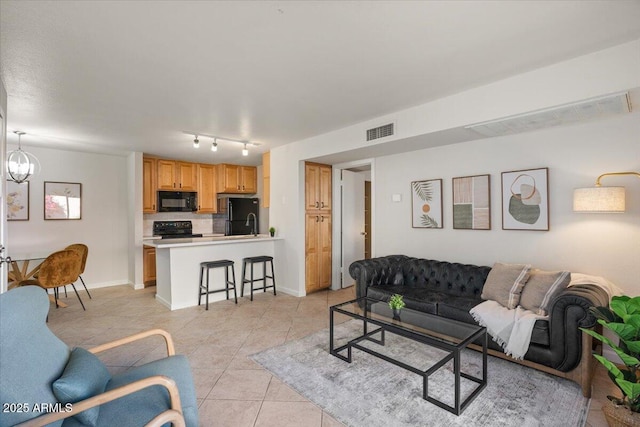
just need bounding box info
[143,245,156,287]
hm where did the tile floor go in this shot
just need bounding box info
[46,285,616,427]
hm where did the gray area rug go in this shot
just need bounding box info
[250,320,589,427]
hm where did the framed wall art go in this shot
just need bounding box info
[44,181,82,220]
[411,179,443,228]
[7,181,29,221]
[452,174,490,230]
[501,168,548,231]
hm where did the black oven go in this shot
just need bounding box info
[157,191,198,212]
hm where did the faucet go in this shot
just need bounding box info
[245,212,257,236]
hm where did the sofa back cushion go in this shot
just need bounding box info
[481,263,532,309]
[400,258,490,299]
[520,269,571,315]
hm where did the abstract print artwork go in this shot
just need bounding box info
[452,174,490,230]
[6,180,29,221]
[411,179,443,228]
[44,181,82,220]
[501,168,549,231]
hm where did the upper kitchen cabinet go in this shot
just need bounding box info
[143,156,157,213]
[217,164,257,194]
[197,163,217,213]
[305,162,332,211]
[157,160,197,191]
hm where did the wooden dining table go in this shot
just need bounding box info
[7,251,68,307]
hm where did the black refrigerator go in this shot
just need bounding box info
[218,197,259,235]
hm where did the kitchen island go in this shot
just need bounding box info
[144,235,282,310]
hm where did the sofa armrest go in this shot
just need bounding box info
[15,375,184,427]
[545,284,610,371]
[349,255,409,300]
[88,328,176,357]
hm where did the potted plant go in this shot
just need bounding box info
[388,294,406,319]
[269,227,275,237]
[581,296,640,427]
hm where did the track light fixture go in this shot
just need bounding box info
[183,131,260,155]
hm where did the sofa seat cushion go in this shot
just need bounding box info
[62,355,198,427]
[367,285,451,314]
[437,296,482,324]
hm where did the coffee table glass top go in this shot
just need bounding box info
[332,297,483,347]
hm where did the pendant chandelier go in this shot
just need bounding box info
[7,131,40,183]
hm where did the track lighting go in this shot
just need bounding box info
[183,131,259,155]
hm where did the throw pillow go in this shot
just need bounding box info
[52,347,111,427]
[520,269,571,316]
[481,263,531,309]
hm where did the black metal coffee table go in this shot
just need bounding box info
[330,297,487,415]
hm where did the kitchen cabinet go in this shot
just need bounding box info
[217,164,257,193]
[143,156,157,213]
[157,160,197,191]
[262,152,270,208]
[305,212,332,293]
[197,164,217,213]
[305,163,332,211]
[305,161,332,293]
[143,245,156,287]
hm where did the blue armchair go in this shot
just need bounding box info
[0,286,198,427]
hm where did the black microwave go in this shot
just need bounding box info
[157,191,198,212]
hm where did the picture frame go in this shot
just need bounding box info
[501,168,549,231]
[452,174,490,230]
[44,181,82,220]
[6,181,29,221]
[411,179,443,228]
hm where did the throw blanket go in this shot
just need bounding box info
[470,300,546,360]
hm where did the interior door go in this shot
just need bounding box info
[341,170,365,288]
[0,110,7,292]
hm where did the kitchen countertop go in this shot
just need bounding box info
[145,234,281,249]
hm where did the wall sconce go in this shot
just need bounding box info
[7,131,41,183]
[573,171,640,213]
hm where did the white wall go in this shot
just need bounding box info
[6,145,130,289]
[375,113,639,293]
[269,40,640,296]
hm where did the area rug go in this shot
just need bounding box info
[250,320,589,427]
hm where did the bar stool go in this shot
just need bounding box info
[198,259,237,309]
[241,256,276,301]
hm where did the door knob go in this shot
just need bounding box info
[360,232,367,236]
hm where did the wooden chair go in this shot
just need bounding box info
[66,243,91,299]
[19,249,86,310]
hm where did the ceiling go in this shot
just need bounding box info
[2,1,640,166]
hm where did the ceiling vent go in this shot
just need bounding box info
[465,92,631,138]
[366,123,394,141]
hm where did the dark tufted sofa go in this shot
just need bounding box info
[349,255,609,397]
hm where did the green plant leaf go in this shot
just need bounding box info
[615,378,640,401]
[584,326,617,348]
[589,306,619,323]
[623,339,640,354]
[611,347,640,366]
[594,354,623,380]
[622,314,640,331]
[420,214,439,228]
[603,322,637,341]
[412,181,433,202]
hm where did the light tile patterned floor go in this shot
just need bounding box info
[46,285,614,427]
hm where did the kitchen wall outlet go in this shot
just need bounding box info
[392,194,402,202]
